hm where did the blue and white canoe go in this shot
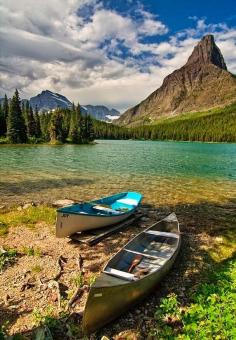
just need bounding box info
[56,192,142,238]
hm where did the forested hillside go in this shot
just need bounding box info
[95,102,236,142]
[131,103,236,142]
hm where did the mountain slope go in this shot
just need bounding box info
[81,105,120,121]
[117,35,236,126]
[30,90,72,111]
[130,102,236,142]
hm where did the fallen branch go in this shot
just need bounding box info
[67,285,89,310]
[20,278,36,291]
[53,255,65,281]
[48,280,61,309]
[77,254,84,272]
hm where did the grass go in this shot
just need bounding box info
[31,265,42,273]
[151,256,236,339]
[21,246,41,257]
[87,273,97,286]
[0,322,9,339]
[32,305,88,339]
[71,273,97,289]
[72,273,84,288]
[0,221,8,237]
[32,305,59,328]
[0,248,17,272]
[0,137,8,145]
[0,205,56,236]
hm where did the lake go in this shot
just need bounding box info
[0,140,236,206]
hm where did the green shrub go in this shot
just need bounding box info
[72,273,84,288]
[32,306,59,329]
[151,258,236,339]
[21,246,41,257]
[0,248,17,271]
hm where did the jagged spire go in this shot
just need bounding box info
[186,34,227,70]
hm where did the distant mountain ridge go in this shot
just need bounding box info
[30,90,72,111]
[80,105,120,121]
[117,35,236,126]
[29,90,120,122]
[0,90,120,122]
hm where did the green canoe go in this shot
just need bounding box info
[82,212,181,334]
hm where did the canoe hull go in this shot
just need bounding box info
[82,237,181,334]
[56,210,134,238]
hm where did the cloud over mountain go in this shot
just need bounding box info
[0,0,235,111]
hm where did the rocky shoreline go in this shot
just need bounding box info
[1,198,229,339]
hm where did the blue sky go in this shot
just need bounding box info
[0,0,235,111]
[103,0,236,32]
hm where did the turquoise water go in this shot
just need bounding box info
[0,140,236,205]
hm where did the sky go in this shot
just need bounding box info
[0,0,236,112]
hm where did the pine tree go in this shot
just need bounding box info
[80,114,94,143]
[7,89,27,143]
[49,110,64,143]
[0,104,4,136]
[69,104,84,144]
[21,101,25,116]
[40,113,51,141]
[85,114,94,142]
[69,104,82,143]
[26,105,37,138]
[69,111,79,143]
[34,106,41,138]
[23,100,30,122]
[61,109,71,141]
[0,95,9,136]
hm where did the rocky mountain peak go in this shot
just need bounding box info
[186,34,227,70]
[117,34,236,126]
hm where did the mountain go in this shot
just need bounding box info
[27,90,120,121]
[117,35,236,126]
[81,105,120,121]
[30,90,72,111]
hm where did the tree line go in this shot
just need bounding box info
[93,103,236,143]
[1,90,235,144]
[0,90,94,144]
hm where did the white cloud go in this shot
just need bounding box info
[77,9,137,45]
[0,1,235,112]
[136,7,168,36]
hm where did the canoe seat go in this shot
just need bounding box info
[125,247,174,259]
[124,248,160,259]
[93,205,120,215]
[116,198,138,206]
[145,230,179,238]
[104,267,135,281]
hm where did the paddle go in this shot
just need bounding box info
[134,267,150,278]
[128,254,143,273]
